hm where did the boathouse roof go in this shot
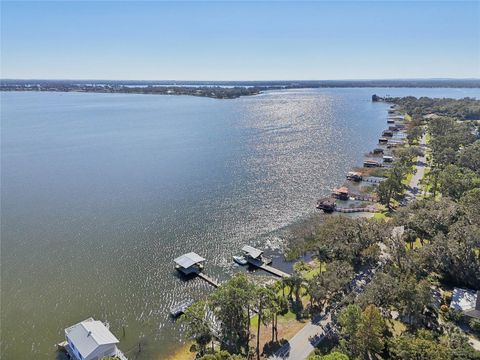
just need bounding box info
[65,318,119,359]
[174,252,206,269]
[335,186,349,194]
[242,245,263,259]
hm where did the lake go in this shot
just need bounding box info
[1,87,479,359]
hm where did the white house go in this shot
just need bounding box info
[450,288,480,320]
[64,318,126,360]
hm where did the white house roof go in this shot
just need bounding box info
[65,318,119,359]
[242,245,263,259]
[174,252,205,268]
[450,288,477,311]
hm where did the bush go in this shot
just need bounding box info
[444,309,463,323]
[470,318,480,333]
[440,304,449,313]
[443,292,452,305]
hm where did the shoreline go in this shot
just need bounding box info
[163,98,396,359]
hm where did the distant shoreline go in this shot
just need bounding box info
[2,79,480,99]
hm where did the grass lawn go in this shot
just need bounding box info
[302,261,327,280]
[165,343,194,360]
[402,172,413,186]
[372,212,387,221]
[250,312,308,358]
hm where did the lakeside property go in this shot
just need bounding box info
[173,96,480,360]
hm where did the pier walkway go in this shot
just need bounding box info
[336,206,377,213]
[197,272,220,287]
[257,263,291,278]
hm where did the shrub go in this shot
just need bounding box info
[470,318,480,333]
[440,304,449,313]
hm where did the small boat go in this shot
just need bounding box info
[233,255,248,265]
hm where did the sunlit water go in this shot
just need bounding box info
[2,88,479,360]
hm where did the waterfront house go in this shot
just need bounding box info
[373,148,384,155]
[64,318,126,360]
[174,252,206,275]
[383,155,394,163]
[450,288,480,321]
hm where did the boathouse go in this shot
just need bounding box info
[174,252,205,275]
[378,138,389,144]
[242,245,264,262]
[346,171,362,182]
[382,130,394,137]
[364,159,381,168]
[63,318,126,360]
[332,186,349,200]
[387,119,395,124]
[373,148,384,155]
[316,197,337,212]
[383,155,394,163]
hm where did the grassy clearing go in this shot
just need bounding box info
[302,261,327,280]
[402,172,413,186]
[372,212,387,221]
[165,343,194,360]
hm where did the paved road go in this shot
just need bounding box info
[406,132,427,200]
[468,336,480,351]
[269,269,377,360]
[269,315,330,360]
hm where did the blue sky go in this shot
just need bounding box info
[1,1,479,80]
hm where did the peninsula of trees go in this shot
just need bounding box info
[2,79,480,99]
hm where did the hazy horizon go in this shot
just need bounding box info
[2,77,480,82]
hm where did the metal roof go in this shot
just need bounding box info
[450,288,477,311]
[242,245,263,259]
[174,252,206,268]
[65,318,119,359]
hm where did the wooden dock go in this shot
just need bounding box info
[257,263,291,278]
[350,194,376,202]
[197,272,220,287]
[336,206,378,213]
